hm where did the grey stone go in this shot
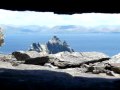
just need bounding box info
[44,63,58,69]
[24,56,49,65]
[109,53,120,63]
[106,70,120,77]
[12,51,40,60]
[0,54,13,61]
[0,27,4,46]
[0,61,15,69]
[112,66,120,74]
[49,52,109,68]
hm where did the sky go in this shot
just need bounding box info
[0,9,120,28]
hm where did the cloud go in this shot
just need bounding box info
[1,9,120,28]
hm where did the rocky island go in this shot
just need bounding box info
[29,36,74,54]
[0,32,120,90]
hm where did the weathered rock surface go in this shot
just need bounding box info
[0,61,15,69]
[29,36,74,54]
[109,53,120,63]
[112,67,120,74]
[24,56,49,65]
[12,51,49,65]
[0,27,4,46]
[109,63,120,74]
[3,50,119,78]
[0,61,118,78]
[12,51,41,60]
[44,63,58,69]
[0,54,14,61]
[107,53,120,74]
[87,63,106,74]
[12,51,110,69]
[49,52,110,68]
[15,64,51,70]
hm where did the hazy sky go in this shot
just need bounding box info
[0,9,120,27]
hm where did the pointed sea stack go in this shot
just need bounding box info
[29,36,74,54]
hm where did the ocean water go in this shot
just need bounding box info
[0,32,120,56]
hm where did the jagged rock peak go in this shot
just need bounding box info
[48,36,62,44]
[29,36,74,54]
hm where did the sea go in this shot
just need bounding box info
[0,32,120,56]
